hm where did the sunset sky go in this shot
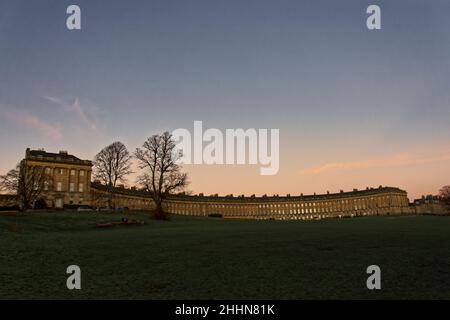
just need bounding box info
[1,0,450,200]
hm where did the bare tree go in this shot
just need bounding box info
[93,141,133,209]
[439,186,450,204]
[134,132,188,219]
[0,161,49,211]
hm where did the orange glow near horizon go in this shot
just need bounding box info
[1,141,449,201]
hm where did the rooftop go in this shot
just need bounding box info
[169,186,407,202]
[25,148,92,166]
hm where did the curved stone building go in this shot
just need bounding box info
[91,181,155,210]
[9,149,414,220]
[164,187,411,220]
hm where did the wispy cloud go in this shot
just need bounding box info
[1,108,62,140]
[45,96,98,130]
[300,148,450,175]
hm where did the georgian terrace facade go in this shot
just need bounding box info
[164,187,411,220]
[24,148,93,209]
[14,149,413,220]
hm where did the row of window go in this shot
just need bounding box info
[171,196,405,210]
[44,182,85,192]
[168,196,407,214]
[44,168,87,177]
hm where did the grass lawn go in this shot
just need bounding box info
[0,211,449,299]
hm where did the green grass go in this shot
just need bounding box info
[0,211,449,299]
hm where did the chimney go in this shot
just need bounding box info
[59,150,68,155]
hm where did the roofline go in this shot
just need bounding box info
[169,186,408,202]
[24,157,93,166]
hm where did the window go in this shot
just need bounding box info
[55,198,63,208]
[79,183,84,193]
[79,170,84,177]
[57,182,62,191]
[44,181,49,191]
[59,168,64,175]
[69,183,75,192]
[70,169,76,176]
[45,167,51,174]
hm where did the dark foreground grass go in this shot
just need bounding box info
[0,211,449,299]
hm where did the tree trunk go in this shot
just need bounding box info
[108,192,112,210]
[153,200,167,220]
[107,184,113,210]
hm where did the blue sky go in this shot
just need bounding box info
[1,0,450,199]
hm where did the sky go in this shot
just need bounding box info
[1,0,450,200]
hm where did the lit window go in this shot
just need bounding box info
[69,183,75,192]
[70,169,76,176]
[59,169,64,175]
[44,181,49,191]
[79,170,84,177]
[57,182,62,191]
[45,168,51,174]
[79,183,84,193]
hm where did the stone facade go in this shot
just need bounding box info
[90,182,155,210]
[24,148,93,208]
[163,187,412,220]
[88,184,413,220]
[413,195,450,215]
[13,148,439,220]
